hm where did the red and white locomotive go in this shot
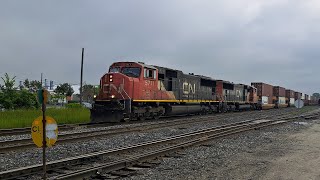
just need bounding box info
[91,61,259,122]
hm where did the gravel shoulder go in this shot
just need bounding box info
[263,121,320,180]
[124,114,320,180]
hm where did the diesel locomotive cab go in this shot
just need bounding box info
[91,62,143,123]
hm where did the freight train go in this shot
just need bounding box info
[90,61,318,123]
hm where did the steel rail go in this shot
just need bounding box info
[50,117,299,179]
[1,112,311,180]
[0,122,109,136]
[53,113,314,180]
[0,111,286,152]
[53,122,284,179]
[0,108,296,137]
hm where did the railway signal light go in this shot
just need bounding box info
[37,89,48,104]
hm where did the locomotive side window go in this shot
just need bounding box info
[144,69,147,77]
[144,68,156,79]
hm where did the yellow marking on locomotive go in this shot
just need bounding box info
[133,99,220,103]
[96,99,248,104]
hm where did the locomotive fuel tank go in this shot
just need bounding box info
[164,105,202,115]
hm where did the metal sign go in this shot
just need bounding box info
[31,116,58,148]
[294,99,304,109]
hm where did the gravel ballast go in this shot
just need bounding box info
[124,117,319,180]
[0,107,317,174]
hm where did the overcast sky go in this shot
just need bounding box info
[0,0,319,94]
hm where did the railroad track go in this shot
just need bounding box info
[0,107,300,137]
[0,114,236,137]
[0,110,291,152]
[2,111,318,180]
[0,122,111,136]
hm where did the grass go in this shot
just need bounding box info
[0,108,90,129]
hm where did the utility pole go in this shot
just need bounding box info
[80,48,84,105]
[41,73,43,87]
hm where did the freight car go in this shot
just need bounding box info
[91,62,259,123]
[251,82,274,109]
[273,86,287,108]
[285,90,295,107]
[309,95,320,105]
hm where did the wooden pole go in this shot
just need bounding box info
[42,90,47,180]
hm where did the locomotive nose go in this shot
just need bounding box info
[100,72,131,100]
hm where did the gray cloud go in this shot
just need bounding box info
[0,0,319,94]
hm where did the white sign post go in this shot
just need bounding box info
[294,99,304,109]
[295,99,304,120]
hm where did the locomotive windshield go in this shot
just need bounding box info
[109,67,120,73]
[122,67,141,78]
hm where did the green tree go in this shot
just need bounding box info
[1,73,16,92]
[23,79,30,88]
[14,89,39,109]
[66,86,74,97]
[0,74,40,109]
[78,84,99,103]
[54,83,74,99]
[0,73,17,109]
[50,94,65,104]
[30,80,42,89]
[82,84,94,102]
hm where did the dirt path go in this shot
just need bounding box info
[263,123,320,180]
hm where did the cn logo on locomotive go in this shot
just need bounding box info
[183,82,196,94]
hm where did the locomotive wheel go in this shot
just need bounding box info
[200,111,207,115]
[153,113,160,120]
[123,117,130,122]
[138,115,146,121]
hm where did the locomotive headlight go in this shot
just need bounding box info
[111,95,115,98]
[109,79,113,82]
[109,75,113,78]
[93,95,97,98]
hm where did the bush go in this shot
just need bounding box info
[66,103,82,108]
[14,90,40,109]
[0,73,40,110]
[67,100,79,104]
[0,89,40,110]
